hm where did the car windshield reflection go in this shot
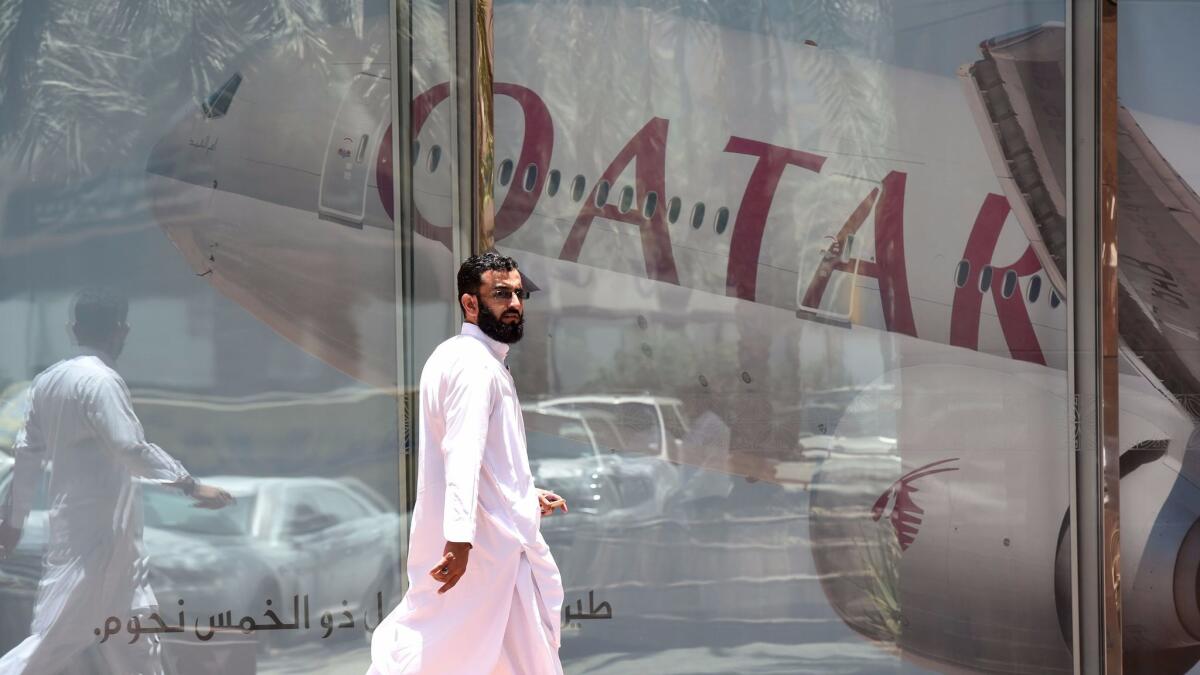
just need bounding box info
[527,430,595,461]
[143,487,256,536]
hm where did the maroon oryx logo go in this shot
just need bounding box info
[871,458,960,551]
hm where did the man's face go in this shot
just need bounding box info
[467,269,525,344]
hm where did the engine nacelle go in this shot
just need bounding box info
[810,363,1200,674]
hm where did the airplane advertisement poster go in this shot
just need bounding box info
[0,0,1198,673]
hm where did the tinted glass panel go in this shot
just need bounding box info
[493,2,1073,673]
[0,2,415,671]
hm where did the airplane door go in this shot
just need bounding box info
[796,233,865,326]
[318,73,390,225]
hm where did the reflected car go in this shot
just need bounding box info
[529,395,690,464]
[523,406,679,533]
[0,472,403,653]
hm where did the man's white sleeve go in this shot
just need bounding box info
[85,375,190,483]
[441,367,494,544]
[8,393,45,526]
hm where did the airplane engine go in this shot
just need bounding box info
[1110,451,1200,672]
[810,362,1200,674]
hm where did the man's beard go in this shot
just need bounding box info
[477,304,524,344]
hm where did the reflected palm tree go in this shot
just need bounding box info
[0,0,367,179]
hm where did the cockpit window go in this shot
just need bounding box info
[202,73,243,119]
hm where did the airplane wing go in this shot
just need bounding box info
[961,22,1200,415]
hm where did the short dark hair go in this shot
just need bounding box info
[457,252,519,315]
[71,288,128,344]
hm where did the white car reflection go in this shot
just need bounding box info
[523,407,678,534]
[0,471,403,653]
[529,395,690,465]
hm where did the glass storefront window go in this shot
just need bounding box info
[490,1,1075,673]
[0,1,412,672]
[1119,3,1200,673]
[5,0,1199,673]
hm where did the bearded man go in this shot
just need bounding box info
[368,252,568,675]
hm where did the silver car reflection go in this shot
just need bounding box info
[523,401,681,528]
[0,470,402,653]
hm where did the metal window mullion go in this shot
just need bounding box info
[452,0,495,260]
[1068,1,1121,673]
[391,0,418,579]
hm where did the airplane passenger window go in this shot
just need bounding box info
[547,169,561,197]
[667,197,682,224]
[412,141,421,167]
[523,164,538,192]
[596,180,611,207]
[1001,269,1018,299]
[979,265,993,293]
[715,207,730,234]
[954,261,970,288]
[643,192,658,219]
[1050,290,1061,308]
[691,203,706,229]
[1028,275,1042,303]
[571,175,586,202]
[619,186,635,213]
[428,145,442,173]
[499,159,514,186]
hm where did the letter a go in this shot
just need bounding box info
[558,118,678,284]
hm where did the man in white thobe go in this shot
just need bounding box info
[0,289,233,674]
[369,253,567,675]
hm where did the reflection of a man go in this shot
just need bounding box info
[0,289,233,674]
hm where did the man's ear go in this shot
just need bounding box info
[461,293,477,321]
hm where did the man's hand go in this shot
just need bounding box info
[538,489,568,516]
[0,520,22,560]
[430,541,472,594]
[190,483,235,510]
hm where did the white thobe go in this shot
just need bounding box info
[0,351,190,675]
[369,324,564,675]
